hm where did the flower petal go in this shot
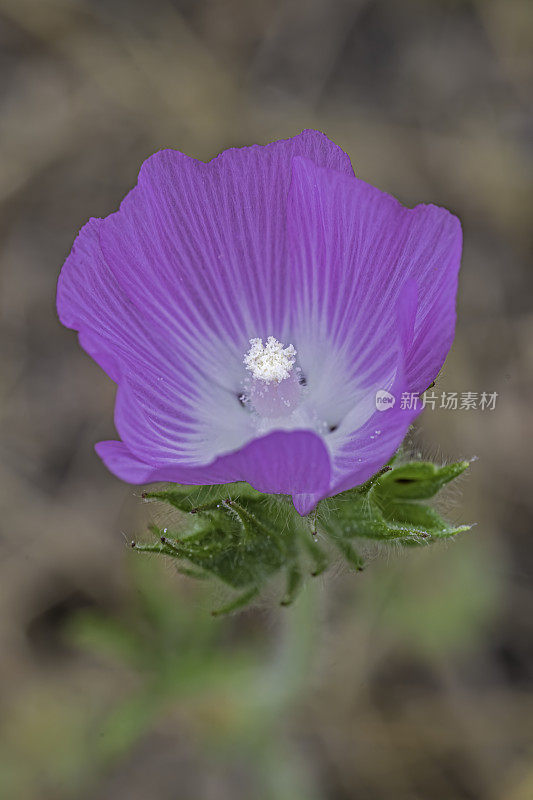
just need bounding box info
[95,440,154,483]
[326,279,422,495]
[285,159,462,509]
[293,360,418,515]
[96,428,331,499]
[97,130,354,354]
[287,157,462,398]
[58,219,252,466]
[57,131,353,472]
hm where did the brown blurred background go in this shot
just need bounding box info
[0,1,532,798]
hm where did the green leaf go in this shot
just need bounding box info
[375,460,469,500]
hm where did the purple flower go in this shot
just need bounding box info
[57,130,462,515]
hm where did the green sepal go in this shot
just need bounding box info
[319,500,432,545]
[165,500,290,589]
[132,458,472,613]
[135,492,310,612]
[142,482,263,514]
[378,500,470,545]
[320,459,471,545]
[375,460,469,500]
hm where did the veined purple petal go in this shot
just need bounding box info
[96,428,331,496]
[98,130,353,353]
[286,158,461,510]
[58,219,253,466]
[287,157,461,396]
[292,284,421,515]
[57,131,353,475]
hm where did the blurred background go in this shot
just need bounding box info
[0,0,532,798]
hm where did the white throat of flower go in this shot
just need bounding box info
[240,335,344,439]
[243,337,296,383]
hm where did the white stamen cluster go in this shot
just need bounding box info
[243,336,296,383]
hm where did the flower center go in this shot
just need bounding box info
[243,336,296,383]
[243,337,300,421]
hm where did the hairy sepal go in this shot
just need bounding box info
[133,461,471,612]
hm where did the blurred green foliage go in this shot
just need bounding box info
[0,555,324,800]
[0,532,501,800]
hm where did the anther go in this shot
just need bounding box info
[244,336,296,383]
